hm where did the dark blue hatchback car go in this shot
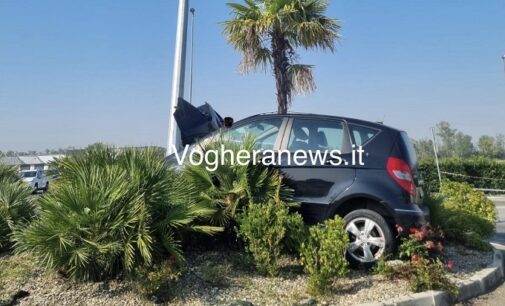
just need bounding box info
[173,111,429,266]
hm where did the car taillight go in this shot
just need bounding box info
[386,157,416,196]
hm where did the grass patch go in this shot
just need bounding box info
[0,253,38,293]
[200,261,231,287]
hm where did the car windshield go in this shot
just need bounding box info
[20,171,37,178]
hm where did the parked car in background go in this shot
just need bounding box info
[19,169,49,193]
[171,112,429,266]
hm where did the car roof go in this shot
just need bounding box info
[236,112,402,133]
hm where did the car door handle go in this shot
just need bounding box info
[325,158,346,165]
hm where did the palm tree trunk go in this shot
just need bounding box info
[271,33,290,114]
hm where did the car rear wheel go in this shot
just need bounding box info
[44,182,49,192]
[343,209,394,268]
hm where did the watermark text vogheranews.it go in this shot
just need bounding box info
[172,145,366,171]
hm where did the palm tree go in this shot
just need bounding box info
[223,0,340,114]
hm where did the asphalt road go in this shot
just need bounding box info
[457,196,505,306]
[489,196,505,244]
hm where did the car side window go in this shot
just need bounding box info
[349,124,380,146]
[227,118,283,150]
[287,119,344,151]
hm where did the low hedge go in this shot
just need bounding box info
[423,181,496,250]
[419,158,505,193]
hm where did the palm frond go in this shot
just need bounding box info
[288,64,316,95]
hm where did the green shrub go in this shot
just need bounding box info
[398,224,444,261]
[300,216,349,295]
[282,212,307,255]
[424,181,495,250]
[131,260,180,297]
[377,257,457,296]
[422,194,444,226]
[0,164,35,250]
[200,260,231,287]
[419,157,505,193]
[237,199,303,276]
[0,164,19,183]
[14,145,220,281]
[440,180,496,225]
[182,134,296,228]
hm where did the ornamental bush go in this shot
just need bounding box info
[424,181,496,250]
[0,164,35,250]
[419,157,505,193]
[398,224,445,261]
[237,199,304,276]
[376,256,457,296]
[14,145,220,281]
[300,216,349,295]
[182,134,296,228]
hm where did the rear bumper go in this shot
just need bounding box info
[393,205,430,230]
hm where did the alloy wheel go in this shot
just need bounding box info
[345,217,386,263]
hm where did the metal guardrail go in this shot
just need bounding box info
[475,188,505,193]
[441,171,505,181]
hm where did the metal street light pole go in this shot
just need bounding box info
[431,127,442,189]
[502,55,505,74]
[189,8,196,105]
[166,0,189,156]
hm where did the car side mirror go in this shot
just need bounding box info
[224,117,234,128]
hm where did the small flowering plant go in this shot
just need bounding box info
[376,224,458,296]
[398,223,445,261]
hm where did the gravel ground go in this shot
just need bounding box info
[0,245,494,306]
[444,244,494,282]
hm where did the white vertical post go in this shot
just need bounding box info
[431,127,442,189]
[166,0,189,156]
[189,8,196,104]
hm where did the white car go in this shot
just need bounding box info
[19,169,49,192]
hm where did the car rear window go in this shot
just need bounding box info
[399,131,418,167]
[349,124,380,146]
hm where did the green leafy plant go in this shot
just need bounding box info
[282,212,307,255]
[440,180,496,226]
[397,224,445,261]
[14,145,220,281]
[182,134,295,228]
[200,260,232,287]
[300,216,349,295]
[425,181,495,250]
[378,256,458,297]
[131,259,181,297]
[0,164,20,183]
[237,199,303,276]
[0,164,35,250]
[419,157,505,193]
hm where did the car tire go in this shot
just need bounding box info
[33,183,39,194]
[44,182,49,192]
[343,209,394,268]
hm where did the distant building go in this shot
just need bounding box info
[0,156,23,169]
[37,155,65,170]
[0,155,64,171]
[18,156,45,170]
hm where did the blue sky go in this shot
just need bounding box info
[1,0,504,151]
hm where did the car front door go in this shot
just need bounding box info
[276,117,356,223]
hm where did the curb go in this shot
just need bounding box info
[357,247,505,306]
